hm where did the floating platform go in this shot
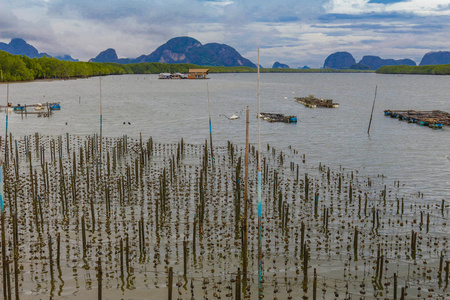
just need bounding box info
[295,96,339,108]
[0,102,61,117]
[384,110,450,129]
[259,113,297,123]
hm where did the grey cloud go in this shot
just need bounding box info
[368,0,407,4]
[46,0,328,25]
[0,5,56,44]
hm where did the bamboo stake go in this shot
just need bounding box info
[12,213,18,300]
[207,83,214,165]
[99,78,103,165]
[243,106,249,281]
[1,165,7,300]
[168,266,173,300]
[367,85,378,135]
[98,256,102,300]
[257,45,263,298]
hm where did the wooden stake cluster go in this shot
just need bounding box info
[0,133,445,299]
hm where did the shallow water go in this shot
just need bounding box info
[0,73,449,299]
[2,73,449,198]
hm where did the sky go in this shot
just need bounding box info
[0,0,449,68]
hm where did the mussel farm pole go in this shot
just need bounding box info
[243,106,249,278]
[367,85,377,135]
[257,46,263,298]
[207,83,214,165]
[5,84,9,167]
[1,165,7,300]
[99,78,103,162]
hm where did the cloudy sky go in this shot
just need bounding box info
[0,0,449,67]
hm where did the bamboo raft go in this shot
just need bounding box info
[295,96,339,108]
[384,109,450,129]
[259,113,297,123]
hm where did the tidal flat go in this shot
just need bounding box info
[0,133,448,299]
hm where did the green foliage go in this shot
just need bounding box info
[0,51,128,82]
[376,64,450,75]
[0,52,34,81]
[127,63,203,74]
[0,49,374,83]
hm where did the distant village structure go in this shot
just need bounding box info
[188,69,209,79]
[158,69,209,79]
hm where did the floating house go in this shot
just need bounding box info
[2,102,61,117]
[158,70,209,79]
[188,69,209,79]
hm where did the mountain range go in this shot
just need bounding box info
[323,51,450,70]
[1,37,450,69]
[89,37,256,68]
[0,38,78,61]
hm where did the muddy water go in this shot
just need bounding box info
[0,73,449,299]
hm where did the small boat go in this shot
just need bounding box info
[49,103,61,110]
[35,103,45,111]
[158,73,171,79]
[14,104,25,111]
[220,113,240,120]
[3,103,13,113]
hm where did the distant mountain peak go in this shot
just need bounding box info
[0,37,77,61]
[420,51,450,66]
[323,52,355,69]
[9,38,27,45]
[0,38,40,57]
[90,36,256,67]
[90,48,119,63]
[359,55,416,69]
[273,62,290,68]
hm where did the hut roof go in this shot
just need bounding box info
[189,69,209,73]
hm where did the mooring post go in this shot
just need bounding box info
[168,267,173,300]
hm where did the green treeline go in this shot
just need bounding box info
[376,64,450,75]
[126,63,372,74]
[0,51,127,82]
[0,49,373,82]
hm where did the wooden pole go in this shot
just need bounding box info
[207,83,214,165]
[98,256,102,300]
[1,165,7,300]
[99,77,103,164]
[367,85,378,135]
[257,46,263,298]
[243,106,249,279]
[1,211,7,300]
[49,236,54,285]
[168,267,173,300]
[183,239,187,278]
[236,268,241,300]
[12,213,18,300]
[313,268,317,300]
[5,84,9,167]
